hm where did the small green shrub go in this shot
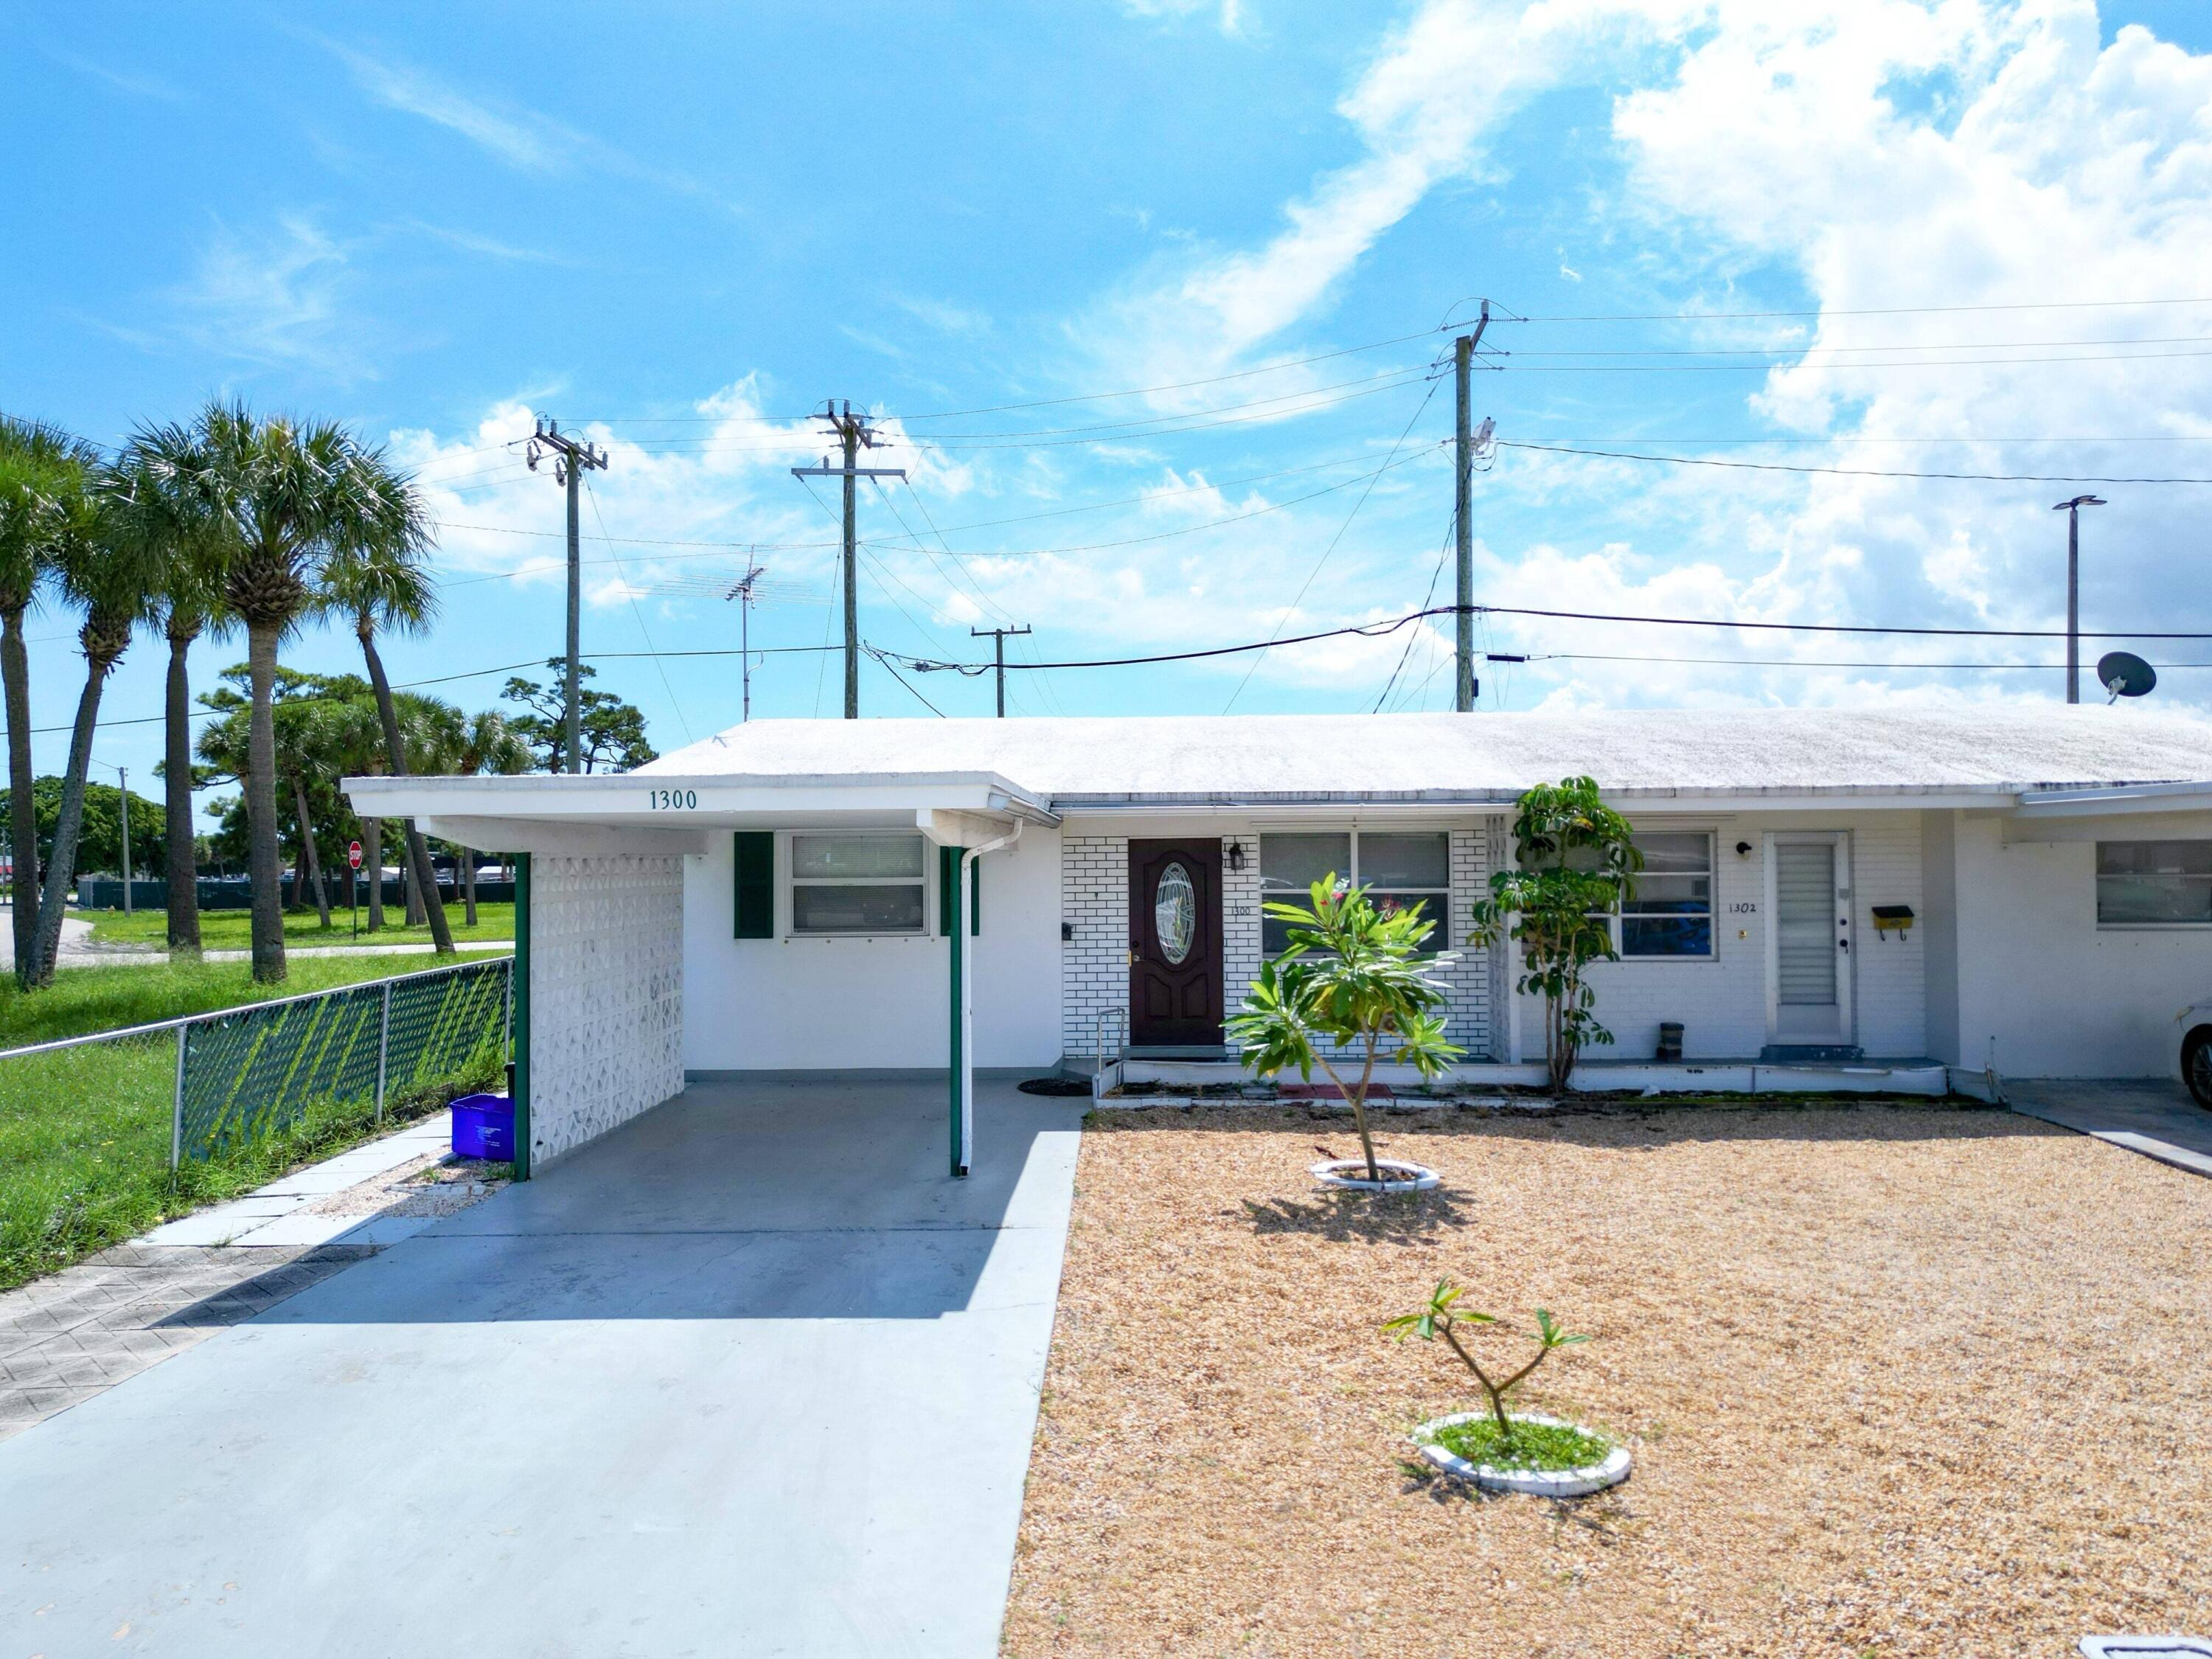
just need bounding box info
[1386,1279,1590,1451]
[1228,877,1461,1183]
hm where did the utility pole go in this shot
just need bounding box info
[117,767,131,916]
[726,562,766,723]
[526,417,609,771]
[1454,301,1492,713]
[970,625,1032,717]
[2053,494,2107,704]
[793,403,905,718]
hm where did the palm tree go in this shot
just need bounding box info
[319,467,454,955]
[452,709,528,926]
[27,462,164,987]
[109,422,233,959]
[180,403,419,984]
[0,418,98,984]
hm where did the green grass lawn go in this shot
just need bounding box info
[0,953,508,1049]
[82,901,515,950]
[0,1050,504,1290]
[0,954,512,1290]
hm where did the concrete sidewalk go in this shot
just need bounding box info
[0,1075,1086,1658]
[2008,1078,2212,1178]
[1,1112,468,1442]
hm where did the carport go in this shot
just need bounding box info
[345,767,1059,1180]
[0,1073,1087,1656]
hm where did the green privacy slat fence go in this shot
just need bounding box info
[174,959,511,1162]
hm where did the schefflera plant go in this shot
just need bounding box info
[1228,877,1462,1184]
[1386,1279,1589,1451]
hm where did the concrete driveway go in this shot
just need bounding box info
[0,1075,1085,1658]
[2008,1077,2212,1178]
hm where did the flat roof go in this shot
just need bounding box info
[637,706,2212,801]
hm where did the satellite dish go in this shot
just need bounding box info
[2096,650,2157,703]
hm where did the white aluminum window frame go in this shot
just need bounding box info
[1257,828,1452,953]
[2094,838,2212,931]
[782,829,935,941]
[1579,830,1719,962]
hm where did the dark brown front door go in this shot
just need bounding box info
[1128,839,1222,1048]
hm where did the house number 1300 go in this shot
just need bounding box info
[647,788,698,810]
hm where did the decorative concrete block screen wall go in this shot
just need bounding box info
[527,853,686,1164]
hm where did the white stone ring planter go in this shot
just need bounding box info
[1412,1411,1632,1497]
[1310,1158,1440,1193]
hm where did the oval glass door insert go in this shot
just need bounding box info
[1155,863,1197,965]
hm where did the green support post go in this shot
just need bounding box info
[945,845,968,1178]
[512,852,532,1180]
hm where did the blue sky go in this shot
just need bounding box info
[4,1,2211,824]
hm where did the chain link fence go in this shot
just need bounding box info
[0,958,512,1169]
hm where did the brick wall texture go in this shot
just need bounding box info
[1061,823,1495,1062]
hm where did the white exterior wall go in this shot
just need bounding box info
[1058,815,1491,1061]
[1513,811,1927,1062]
[1937,811,2212,1077]
[681,826,1063,1071]
[526,853,686,1165]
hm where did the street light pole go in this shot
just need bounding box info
[2053,494,2107,705]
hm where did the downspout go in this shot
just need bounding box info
[951,820,1022,1178]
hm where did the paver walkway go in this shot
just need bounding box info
[0,1076,1085,1658]
[0,1111,470,1441]
[2008,1077,2212,1178]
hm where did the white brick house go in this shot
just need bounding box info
[350,706,2212,1177]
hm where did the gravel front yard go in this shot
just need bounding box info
[1004,1103,2212,1658]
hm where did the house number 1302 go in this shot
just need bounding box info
[647,788,698,810]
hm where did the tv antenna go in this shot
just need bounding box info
[725,560,768,723]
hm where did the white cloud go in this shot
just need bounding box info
[168,215,376,381]
[1124,0,1251,38]
[1078,0,2212,709]
[316,35,736,211]
[325,41,560,170]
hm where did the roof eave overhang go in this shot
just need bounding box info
[347,771,1058,824]
[1048,785,2054,815]
[2012,781,2212,818]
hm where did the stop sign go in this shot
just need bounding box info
[347,841,364,870]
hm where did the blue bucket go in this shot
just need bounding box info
[450,1093,515,1161]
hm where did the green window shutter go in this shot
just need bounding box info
[937,846,981,937]
[734,832,774,939]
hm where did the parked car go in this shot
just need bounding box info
[2180,1001,2212,1109]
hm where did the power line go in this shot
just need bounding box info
[1494,332,2212,358]
[1523,651,2212,671]
[1223,382,1445,712]
[1512,296,2212,323]
[1489,347,2212,375]
[862,644,947,717]
[1472,605,2212,641]
[583,475,695,747]
[1495,440,2212,484]
[578,327,1460,427]
[1374,508,1458,712]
